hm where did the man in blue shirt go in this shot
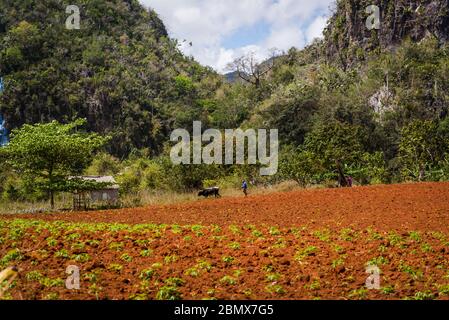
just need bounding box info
[242,180,248,197]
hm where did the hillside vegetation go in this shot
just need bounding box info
[1,0,449,206]
[0,0,222,156]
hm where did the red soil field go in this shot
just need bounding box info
[3,182,449,232]
[1,182,449,300]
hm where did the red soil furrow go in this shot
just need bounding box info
[2,182,449,232]
[4,225,448,300]
[2,182,449,300]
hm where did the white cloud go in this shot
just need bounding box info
[215,48,235,73]
[173,7,202,25]
[264,25,306,51]
[306,15,328,42]
[140,0,333,72]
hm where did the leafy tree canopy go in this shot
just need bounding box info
[2,118,109,207]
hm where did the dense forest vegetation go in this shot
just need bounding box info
[1,0,449,206]
[0,0,222,156]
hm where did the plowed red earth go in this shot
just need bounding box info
[4,182,449,231]
[1,182,449,300]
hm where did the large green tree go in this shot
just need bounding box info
[280,148,323,187]
[2,119,108,208]
[304,122,365,186]
[399,120,449,181]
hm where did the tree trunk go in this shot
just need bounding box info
[336,160,348,188]
[49,167,54,210]
[50,190,55,210]
[418,164,425,182]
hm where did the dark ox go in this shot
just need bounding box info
[198,187,221,198]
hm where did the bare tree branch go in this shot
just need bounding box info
[226,50,280,88]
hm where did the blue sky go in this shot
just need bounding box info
[140,0,334,73]
[222,21,271,49]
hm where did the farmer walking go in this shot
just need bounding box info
[242,180,248,197]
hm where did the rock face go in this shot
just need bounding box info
[368,86,395,116]
[324,0,449,68]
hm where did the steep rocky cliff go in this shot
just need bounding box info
[324,0,449,68]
